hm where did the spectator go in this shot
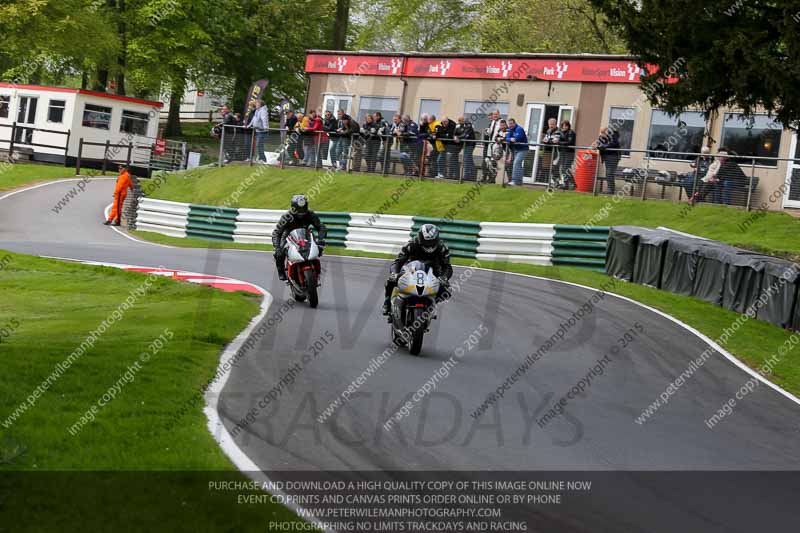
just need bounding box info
[540,118,561,184]
[247,100,269,164]
[378,113,399,170]
[716,148,748,205]
[362,114,381,172]
[244,101,257,126]
[373,112,390,170]
[426,115,445,178]
[294,112,308,164]
[340,115,360,171]
[329,109,348,169]
[302,110,324,167]
[437,117,458,178]
[689,148,720,205]
[557,120,577,189]
[284,109,299,165]
[320,110,336,166]
[397,114,420,176]
[485,119,508,181]
[484,110,503,163]
[505,118,528,186]
[233,113,243,126]
[597,127,621,194]
[454,116,476,180]
[681,146,712,198]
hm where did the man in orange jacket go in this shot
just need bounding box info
[105,164,133,226]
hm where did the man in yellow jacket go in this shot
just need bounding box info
[427,115,444,178]
[105,164,133,226]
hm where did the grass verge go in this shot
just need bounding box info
[129,229,800,399]
[0,163,79,192]
[143,165,800,258]
[0,251,305,530]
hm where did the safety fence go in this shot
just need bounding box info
[75,137,188,175]
[607,226,800,331]
[214,125,799,212]
[0,122,70,163]
[134,197,609,270]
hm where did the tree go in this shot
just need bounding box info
[349,0,477,52]
[333,0,350,49]
[475,0,626,54]
[591,0,800,127]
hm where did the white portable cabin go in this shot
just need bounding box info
[0,83,162,164]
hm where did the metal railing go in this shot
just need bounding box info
[213,126,799,211]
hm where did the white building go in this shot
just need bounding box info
[0,83,162,165]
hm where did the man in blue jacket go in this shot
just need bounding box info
[505,118,528,186]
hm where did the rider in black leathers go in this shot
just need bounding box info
[272,194,327,281]
[382,224,453,315]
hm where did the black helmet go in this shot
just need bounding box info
[417,224,440,253]
[291,194,308,214]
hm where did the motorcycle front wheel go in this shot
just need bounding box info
[408,307,426,356]
[304,268,318,308]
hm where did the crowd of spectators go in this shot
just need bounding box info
[211,103,749,206]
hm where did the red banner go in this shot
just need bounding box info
[305,54,405,77]
[305,54,666,84]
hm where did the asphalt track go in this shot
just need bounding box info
[2,178,800,532]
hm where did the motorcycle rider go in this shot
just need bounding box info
[272,194,327,282]
[382,224,453,316]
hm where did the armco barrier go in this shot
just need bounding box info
[133,199,609,269]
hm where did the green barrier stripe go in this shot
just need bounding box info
[186,221,237,234]
[188,217,237,230]
[551,249,607,259]
[552,241,607,250]
[186,229,234,242]
[554,231,609,242]
[189,205,239,221]
[554,224,610,233]
[552,257,606,267]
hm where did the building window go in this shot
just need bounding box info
[464,101,509,136]
[120,109,150,136]
[48,100,66,123]
[82,103,112,130]
[609,107,635,155]
[0,95,9,119]
[647,110,706,160]
[356,96,399,123]
[720,113,782,166]
[418,99,440,122]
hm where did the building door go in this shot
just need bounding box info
[784,132,800,209]
[322,94,352,116]
[14,96,38,145]
[523,103,545,184]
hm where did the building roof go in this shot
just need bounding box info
[306,49,638,61]
[0,83,163,108]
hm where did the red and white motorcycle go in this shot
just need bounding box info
[284,228,322,308]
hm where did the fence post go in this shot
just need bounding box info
[592,152,600,195]
[76,138,83,175]
[126,143,133,167]
[690,156,700,203]
[346,136,354,173]
[248,128,255,167]
[382,134,390,176]
[63,129,71,166]
[419,142,426,180]
[640,156,650,200]
[208,110,213,123]
[102,140,110,175]
[218,126,226,167]
[746,159,756,211]
[8,122,16,162]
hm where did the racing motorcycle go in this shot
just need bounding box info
[284,228,322,308]
[389,260,440,355]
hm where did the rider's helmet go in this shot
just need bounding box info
[291,194,308,214]
[416,224,440,253]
